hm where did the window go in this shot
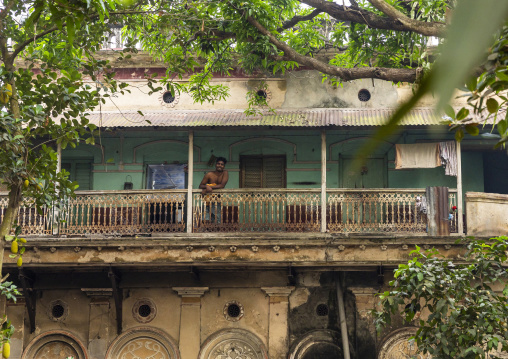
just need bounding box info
[240,155,286,188]
[145,164,187,189]
[61,161,92,190]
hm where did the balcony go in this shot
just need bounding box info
[0,188,459,237]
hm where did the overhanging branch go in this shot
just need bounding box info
[298,0,445,37]
[367,0,446,37]
[243,11,418,82]
[277,9,323,31]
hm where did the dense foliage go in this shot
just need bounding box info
[375,237,508,359]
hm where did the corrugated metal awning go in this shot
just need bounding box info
[84,108,480,128]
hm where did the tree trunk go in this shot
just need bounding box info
[0,185,22,276]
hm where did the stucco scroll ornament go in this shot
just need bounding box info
[36,342,78,359]
[118,339,169,359]
[378,329,431,359]
[212,342,256,359]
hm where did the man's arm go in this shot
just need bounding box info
[199,173,211,189]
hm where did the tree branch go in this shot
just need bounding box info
[277,9,323,31]
[11,25,60,60]
[0,0,15,21]
[298,0,446,37]
[11,8,160,61]
[367,0,445,37]
[243,11,418,82]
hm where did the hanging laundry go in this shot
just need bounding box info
[395,143,441,169]
[439,141,458,176]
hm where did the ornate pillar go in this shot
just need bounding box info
[350,286,379,359]
[82,288,113,359]
[4,296,25,359]
[261,287,295,359]
[173,287,209,359]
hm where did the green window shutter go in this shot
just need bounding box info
[75,163,92,190]
[61,161,92,190]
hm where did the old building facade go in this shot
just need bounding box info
[2,51,508,359]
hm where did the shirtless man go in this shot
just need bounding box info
[199,157,229,194]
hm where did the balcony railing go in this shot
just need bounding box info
[192,189,321,232]
[60,190,187,235]
[0,188,458,236]
[327,189,458,233]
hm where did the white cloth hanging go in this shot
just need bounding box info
[395,143,441,169]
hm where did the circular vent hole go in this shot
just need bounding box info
[52,304,65,319]
[162,91,175,104]
[358,89,371,102]
[227,303,241,318]
[138,304,152,318]
[256,89,267,99]
[316,304,329,316]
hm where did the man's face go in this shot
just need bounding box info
[216,160,225,172]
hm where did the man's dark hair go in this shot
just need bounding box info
[216,156,227,165]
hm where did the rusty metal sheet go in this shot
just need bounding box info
[84,108,473,128]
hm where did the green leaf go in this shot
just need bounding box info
[497,119,507,135]
[465,124,480,136]
[25,3,44,29]
[465,77,477,92]
[66,16,75,45]
[456,107,470,121]
[433,0,508,111]
[417,273,424,281]
[444,105,455,120]
[486,98,499,113]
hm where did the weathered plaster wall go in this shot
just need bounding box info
[7,270,388,359]
[62,127,486,198]
[466,192,508,237]
[282,74,398,109]
[95,69,467,112]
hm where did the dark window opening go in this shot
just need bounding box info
[256,89,267,99]
[138,304,152,317]
[316,304,329,316]
[358,89,371,102]
[162,91,175,104]
[52,304,65,319]
[227,303,241,318]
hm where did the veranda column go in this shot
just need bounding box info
[261,287,295,359]
[173,287,209,359]
[82,288,112,359]
[54,142,62,235]
[349,287,379,358]
[456,140,464,235]
[57,142,62,172]
[187,130,194,233]
[321,130,327,233]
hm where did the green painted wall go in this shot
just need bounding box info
[61,128,487,195]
